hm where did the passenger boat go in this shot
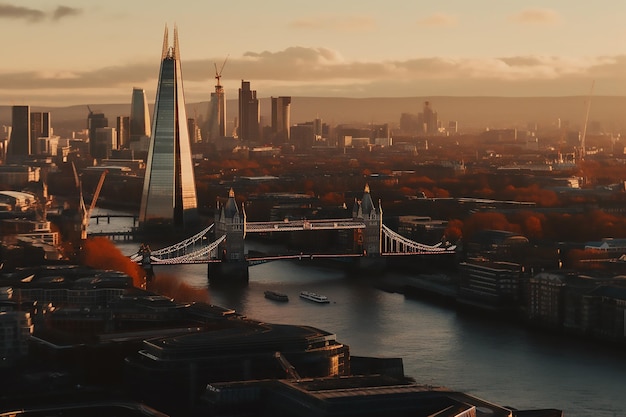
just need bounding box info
[299,291,330,304]
[264,290,289,302]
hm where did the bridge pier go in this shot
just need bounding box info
[208,261,249,287]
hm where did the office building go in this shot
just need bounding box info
[30,111,51,155]
[87,110,108,159]
[271,96,291,143]
[139,25,198,230]
[187,118,201,143]
[238,80,260,142]
[94,127,117,160]
[116,116,130,149]
[421,101,438,134]
[6,106,30,163]
[129,87,151,143]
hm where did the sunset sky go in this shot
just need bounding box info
[2,0,626,106]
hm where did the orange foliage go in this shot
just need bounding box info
[81,237,146,288]
[432,187,450,198]
[565,248,612,270]
[444,219,463,242]
[502,184,559,207]
[463,212,521,239]
[398,187,414,196]
[148,273,211,303]
[320,192,344,205]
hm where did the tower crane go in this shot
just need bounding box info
[214,55,229,90]
[71,162,107,241]
[580,80,594,162]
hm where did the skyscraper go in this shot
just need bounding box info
[206,61,227,142]
[238,80,260,142]
[116,116,130,149]
[94,127,116,159]
[6,106,30,163]
[271,96,291,143]
[87,110,108,158]
[139,25,198,230]
[129,87,151,143]
[30,111,51,155]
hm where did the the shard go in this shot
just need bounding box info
[139,25,198,230]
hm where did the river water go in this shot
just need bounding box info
[92,210,626,417]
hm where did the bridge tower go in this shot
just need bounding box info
[352,184,386,273]
[208,188,249,285]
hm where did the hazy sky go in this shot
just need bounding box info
[2,0,626,106]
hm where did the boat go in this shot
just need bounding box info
[299,291,330,304]
[264,290,289,302]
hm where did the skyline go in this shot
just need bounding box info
[2,1,626,106]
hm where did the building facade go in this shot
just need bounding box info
[238,80,260,142]
[87,110,108,159]
[271,96,291,143]
[6,105,30,163]
[116,116,130,149]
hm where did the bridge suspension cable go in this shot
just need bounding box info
[381,225,455,255]
[130,224,218,264]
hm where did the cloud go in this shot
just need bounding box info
[510,8,561,24]
[289,15,376,32]
[416,13,458,27]
[0,3,45,22]
[2,47,626,105]
[52,5,82,21]
[0,2,82,22]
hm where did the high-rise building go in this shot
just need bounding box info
[87,110,108,158]
[139,25,198,230]
[422,101,438,134]
[94,127,116,160]
[238,80,260,142]
[130,87,151,143]
[206,62,227,142]
[271,96,291,143]
[116,116,130,149]
[6,106,30,163]
[29,111,51,155]
[187,118,201,144]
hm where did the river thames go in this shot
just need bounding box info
[94,212,626,417]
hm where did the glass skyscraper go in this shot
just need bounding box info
[139,25,198,230]
[129,87,151,143]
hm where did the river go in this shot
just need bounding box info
[92,210,626,417]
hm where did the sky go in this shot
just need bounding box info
[2,0,626,106]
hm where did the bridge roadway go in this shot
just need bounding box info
[245,218,366,233]
[126,217,456,266]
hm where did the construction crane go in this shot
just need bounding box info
[72,162,107,240]
[580,80,595,162]
[211,55,229,138]
[214,55,229,89]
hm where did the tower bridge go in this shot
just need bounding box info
[125,30,453,285]
[130,186,456,284]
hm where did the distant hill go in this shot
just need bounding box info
[1,96,624,135]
